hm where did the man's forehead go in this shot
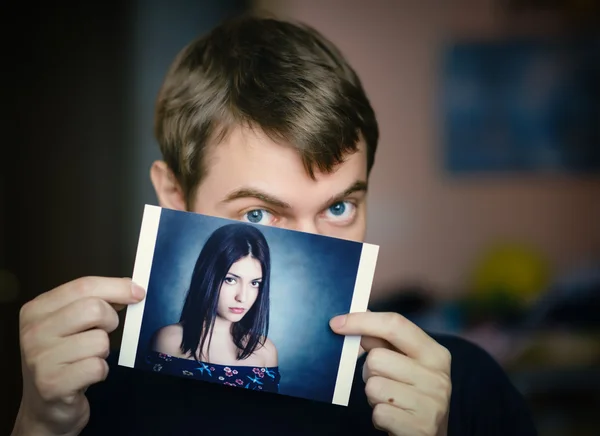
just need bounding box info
[199,126,368,207]
[209,125,364,163]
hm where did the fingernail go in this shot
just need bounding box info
[131,282,146,300]
[330,315,347,329]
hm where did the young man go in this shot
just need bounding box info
[12,16,537,436]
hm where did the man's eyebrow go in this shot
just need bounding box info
[221,180,367,209]
[327,180,368,204]
[221,188,292,209]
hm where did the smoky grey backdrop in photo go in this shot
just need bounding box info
[134,208,364,403]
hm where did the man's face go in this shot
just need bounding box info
[154,126,369,242]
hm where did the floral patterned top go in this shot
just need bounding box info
[143,351,281,393]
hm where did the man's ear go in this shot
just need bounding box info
[150,161,187,211]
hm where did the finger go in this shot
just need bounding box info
[361,335,393,353]
[362,348,450,399]
[364,375,423,412]
[37,357,109,403]
[371,403,417,436]
[21,277,145,323]
[45,329,111,366]
[41,297,120,338]
[57,357,110,399]
[330,312,447,370]
[112,303,127,312]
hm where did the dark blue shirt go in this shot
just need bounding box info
[82,333,537,435]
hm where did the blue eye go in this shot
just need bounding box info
[328,202,346,216]
[324,201,355,222]
[242,209,274,225]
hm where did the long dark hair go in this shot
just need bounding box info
[179,223,271,361]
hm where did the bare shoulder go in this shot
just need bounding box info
[257,337,278,367]
[150,323,184,357]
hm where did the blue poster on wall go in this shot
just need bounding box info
[441,38,600,174]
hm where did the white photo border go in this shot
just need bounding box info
[331,242,378,406]
[118,204,162,368]
[118,204,379,407]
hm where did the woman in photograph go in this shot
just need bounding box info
[145,223,280,393]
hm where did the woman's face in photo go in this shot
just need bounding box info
[216,255,262,322]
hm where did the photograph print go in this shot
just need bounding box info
[119,205,379,406]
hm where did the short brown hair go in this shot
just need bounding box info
[154,15,379,206]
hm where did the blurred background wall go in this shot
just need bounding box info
[2,1,599,435]
[249,3,600,436]
[253,0,600,300]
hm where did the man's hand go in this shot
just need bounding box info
[12,277,145,436]
[330,312,451,436]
